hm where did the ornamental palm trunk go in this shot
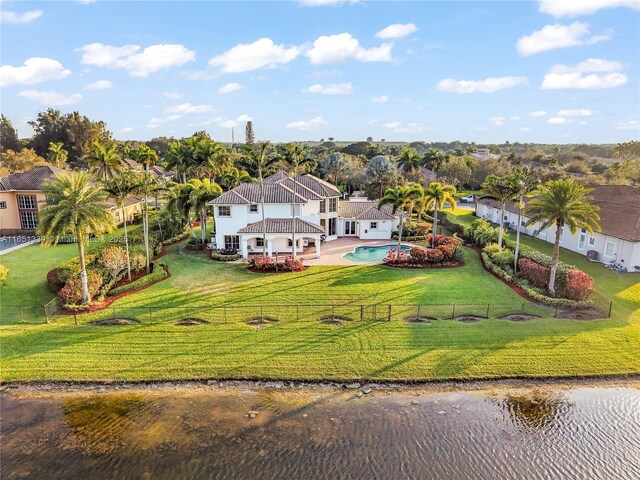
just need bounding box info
[260,175,267,257]
[201,207,207,245]
[498,203,506,247]
[77,236,90,304]
[122,205,132,282]
[548,221,563,296]
[143,200,151,274]
[397,211,404,258]
[513,196,522,273]
[432,202,439,249]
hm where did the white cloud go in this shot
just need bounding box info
[162,91,183,99]
[0,9,43,24]
[538,0,639,17]
[121,127,133,133]
[303,83,353,94]
[615,120,640,130]
[0,57,71,87]
[436,76,528,94]
[165,103,214,114]
[85,80,112,90]
[490,116,506,126]
[18,90,82,106]
[547,117,571,124]
[541,58,628,89]
[147,114,182,128]
[383,121,424,133]
[557,109,593,117]
[77,43,195,77]
[209,38,300,73]
[520,127,533,131]
[578,121,588,125]
[367,119,378,124]
[298,0,359,6]
[286,116,328,131]
[510,116,521,121]
[516,22,609,56]
[383,121,402,129]
[217,82,244,94]
[205,114,254,129]
[306,33,393,64]
[375,23,418,40]
[530,110,548,117]
[371,95,389,103]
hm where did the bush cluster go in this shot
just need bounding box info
[463,218,500,246]
[57,271,103,305]
[384,236,463,267]
[108,267,167,296]
[249,255,305,272]
[0,264,8,285]
[211,250,242,262]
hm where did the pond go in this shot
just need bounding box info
[343,244,412,262]
[1,385,639,479]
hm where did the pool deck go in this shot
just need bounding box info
[0,238,40,256]
[301,238,406,266]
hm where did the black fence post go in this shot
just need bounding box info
[417,304,421,318]
[608,301,613,318]
[486,304,490,319]
[451,304,456,320]
[387,304,392,322]
[149,307,152,323]
[296,304,299,322]
[554,304,558,318]
[360,305,364,321]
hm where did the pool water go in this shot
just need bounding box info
[344,244,411,262]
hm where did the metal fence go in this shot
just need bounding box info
[0,301,613,325]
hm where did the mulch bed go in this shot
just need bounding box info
[406,316,437,323]
[472,245,537,302]
[498,313,541,322]
[175,317,210,326]
[319,315,353,326]
[384,261,464,269]
[555,309,603,320]
[453,315,485,323]
[90,318,139,326]
[247,267,308,274]
[245,316,279,330]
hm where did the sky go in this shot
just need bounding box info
[1,0,639,144]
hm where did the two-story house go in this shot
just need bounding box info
[210,172,400,258]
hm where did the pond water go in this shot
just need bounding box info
[343,244,412,262]
[2,386,639,480]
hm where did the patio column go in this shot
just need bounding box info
[292,238,297,256]
[240,238,248,258]
[267,239,273,257]
[315,239,321,258]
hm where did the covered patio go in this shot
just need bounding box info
[237,218,324,259]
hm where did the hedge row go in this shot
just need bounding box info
[107,266,168,297]
[211,251,242,262]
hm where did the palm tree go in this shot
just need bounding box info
[47,141,68,168]
[424,148,447,171]
[524,179,601,296]
[37,172,114,304]
[398,147,422,173]
[132,172,168,273]
[423,182,458,248]
[104,172,138,282]
[482,174,519,248]
[188,179,223,245]
[193,139,229,181]
[166,182,194,230]
[165,141,189,184]
[506,167,539,273]
[132,145,158,172]
[86,142,122,182]
[279,142,313,259]
[221,167,254,189]
[378,184,423,257]
[239,142,278,256]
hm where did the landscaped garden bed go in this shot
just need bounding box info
[383,235,464,269]
[211,249,242,262]
[248,255,306,273]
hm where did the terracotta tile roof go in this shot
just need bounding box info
[0,166,67,191]
[295,174,342,197]
[210,178,315,205]
[478,185,640,242]
[338,201,397,220]
[237,217,325,234]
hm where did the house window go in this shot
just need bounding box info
[17,195,36,209]
[0,201,6,209]
[249,204,258,213]
[504,215,508,221]
[287,239,293,247]
[370,222,378,230]
[46,196,56,205]
[329,198,337,212]
[520,220,526,227]
[218,206,231,217]
[115,210,121,222]
[328,217,337,236]
[588,236,596,246]
[319,200,326,213]
[256,238,264,247]
[224,235,240,250]
[19,211,38,229]
[578,232,586,250]
[605,241,615,257]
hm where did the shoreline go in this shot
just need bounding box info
[2,373,639,396]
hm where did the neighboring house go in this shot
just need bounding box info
[210,172,400,258]
[470,148,500,162]
[475,185,640,271]
[0,166,142,236]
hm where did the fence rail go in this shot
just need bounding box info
[0,301,613,325]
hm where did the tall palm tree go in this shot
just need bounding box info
[187,179,223,245]
[423,182,458,248]
[47,141,68,168]
[221,167,254,189]
[239,142,278,256]
[525,179,600,296]
[378,184,424,257]
[86,142,122,182]
[506,167,539,273]
[482,174,519,248]
[104,172,138,282]
[424,148,447,171]
[193,139,229,182]
[165,141,189,184]
[132,145,158,172]
[398,147,422,173]
[279,143,313,259]
[132,172,168,273]
[37,172,114,304]
[166,182,194,230]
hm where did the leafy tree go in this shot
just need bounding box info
[524,179,601,296]
[319,152,350,185]
[378,184,424,257]
[37,172,114,304]
[221,167,254,189]
[506,167,539,272]
[188,179,223,245]
[365,155,397,199]
[133,172,168,272]
[99,246,128,281]
[481,174,519,248]
[423,182,457,248]
[145,136,174,160]
[165,140,190,183]
[438,156,472,188]
[47,142,68,168]
[104,171,138,282]
[166,182,195,230]
[245,121,255,145]
[0,148,47,175]
[0,115,21,153]
[613,141,640,161]
[86,142,122,181]
[470,158,512,189]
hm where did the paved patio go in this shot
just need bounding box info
[300,237,401,265]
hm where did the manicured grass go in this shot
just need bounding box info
[1,220,639,381]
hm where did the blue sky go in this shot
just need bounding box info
[1,0,639,144]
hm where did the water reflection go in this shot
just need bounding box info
[2,386,639,480]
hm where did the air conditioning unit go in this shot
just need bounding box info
[586,250,599,261]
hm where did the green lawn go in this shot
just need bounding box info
[1,213,639,382]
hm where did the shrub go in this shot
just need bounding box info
[211,251,242,262]
[99,245,128,280]
[565,269,595,301]
[57,271,103,305]
[490,249,515,269]
[57,254,97,283]
[283,256,305,272]
[425,234,461,247]
[482,243,501,255]
[436,244,455,260]
[425,248,444,263]
[249,255,304,272]
[409,246,428,263]
[464,218,500,246]
[517,258,550,290]
[130,252,147,272]
[108,268,167,296]
[0,264,8,285]
[47,268,63,293]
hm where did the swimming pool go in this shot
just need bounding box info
[343,244,411,263]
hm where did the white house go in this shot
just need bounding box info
[210,172,400,258]
[475,185,640,272]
